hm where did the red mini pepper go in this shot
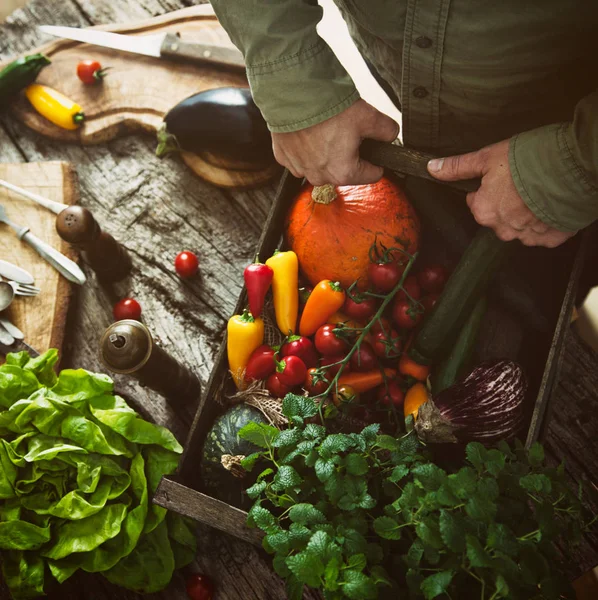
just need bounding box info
[244,257,273,319]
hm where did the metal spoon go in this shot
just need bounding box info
[0,281,14,311]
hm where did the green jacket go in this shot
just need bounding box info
[209,0,598,232]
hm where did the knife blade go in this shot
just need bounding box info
[39,25,245,69]
[0,339,40,358]
[0,260,35,285]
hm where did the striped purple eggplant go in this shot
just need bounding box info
[415,360,526,445]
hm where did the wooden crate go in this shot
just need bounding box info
[154,163,588,546]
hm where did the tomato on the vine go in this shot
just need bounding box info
[393,298,423,330]
[371,329,402,359]
[315,324,349,356]
[77,60,108,85]
[377,381,405,408]
[113,298,141,321]
[186,573,214,600]
[343,295,378,321]
[396,275,421,302]
[320,355,349,379]
[175,251,199,278]
[367,261,403,293]
[417,265,448,293]
[349,342,377,372]
[304,368,329,396]
[245,345,275,382]
[421,293,440,313]
[276,355,307,386]
[370,317,392,335]
[332,384,359,406]
[266,373,292,398]
[280,335,318,368]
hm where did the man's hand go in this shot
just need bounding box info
[427,139,576,248]
[272,99,399,186]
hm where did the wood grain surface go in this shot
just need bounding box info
[0,161,76,356]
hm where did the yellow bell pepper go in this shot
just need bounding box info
[265,250,298,335]
[25,84,85,130]
[227,309,264,389]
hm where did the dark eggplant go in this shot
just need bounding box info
[156,87,274,171]
[415,360,526,445]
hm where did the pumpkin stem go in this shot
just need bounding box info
[312,184,337,204]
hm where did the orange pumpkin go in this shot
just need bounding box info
[285,179,420,290]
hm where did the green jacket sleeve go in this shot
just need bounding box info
[509,91,598,232]
[209,0,360,133]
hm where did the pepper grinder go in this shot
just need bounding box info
[100,320,201,406]
[56,206,132,282]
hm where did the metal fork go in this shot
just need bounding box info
[3,279,40,297]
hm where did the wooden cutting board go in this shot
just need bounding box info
[3,5,278,189]
[0,162,77,358]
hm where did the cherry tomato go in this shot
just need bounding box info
[315,324,349,356]
[393,298,423,330]
[332,384,359,406]
[266,373,292,398]
[371,329,402,359]
[320,355,349,379]
[280,336,318,368]
[396,275,421,302]
[175,251,199,278]
[276,355,307,386]
[245,345,276,382]
[186,573,214,600]
[417,265,448,293]
[377,381,405,408]
[304,368,329,396]
[349,342,377,372]
[367,262,402,293]
[343,296,378,321]
[370,317,392,335]
[421,293,440,313]
[77,60,107,85]
[113,298,141,321]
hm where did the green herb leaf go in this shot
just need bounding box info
[528,442,545,468]
[484,449,506,476]
[238,422,279,449]
[285,574,304,600]
[447,467,478,499]
[282,394,319,420]
[415,517,444,550]
[248,505,277,533]
[289,503,326,526]
[373,516,403,540]
[420,570,454,600]
[404,539,425,568]
[272,466,302,490]
[286,550,324,587]
[273,553,291,577]
[494,574,509,598]
[347,553,367,571]
[388,464,409,483]
[370,565,392,587]
[319,434,354,458]
[303,423,327,440]
[342,569,377,600]
[466,442,487,471]
[360,423,380,443]
[272,428,303,448]
[466,534,492,568]
[376,435,400,451]
[345,454,368,476]
[315,458,336,482]
[465,494,497,523]
[412,463,446,491]
[240,452,262,472]
[264,531,291,554]
[487,523,519,557]
[520,473,552,495]
[439,510,466,552]
[246,481,267,499]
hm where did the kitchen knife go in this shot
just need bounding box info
[0,260,35,285]
[360,140,480,194]
[0,338,40,358]
[39,25,245,69]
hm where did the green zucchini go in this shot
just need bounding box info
[431,295,488,394]
[409,228,512,365]
[0,54,51,105]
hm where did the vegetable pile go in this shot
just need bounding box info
[0,350,196,599]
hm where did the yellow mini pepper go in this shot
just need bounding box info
[25,84,85,130]
[265,250,298,336]
[227,309,264,390]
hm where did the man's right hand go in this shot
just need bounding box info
[271,99,399,186]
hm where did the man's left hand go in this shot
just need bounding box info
[427,139,576,248]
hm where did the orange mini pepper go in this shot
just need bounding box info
[337,368,396,394]
[299,280,345,336]
[404,382,430,419]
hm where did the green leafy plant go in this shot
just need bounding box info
[0,350,196,599]
[240,394,591,600]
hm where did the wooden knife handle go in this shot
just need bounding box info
[360,139,480,194]
[160,32,245,69]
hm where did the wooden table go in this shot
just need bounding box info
[1,1,597,598]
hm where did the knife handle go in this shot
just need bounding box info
[360,140,480,194]
[160,32,245,70]
[21,231,86,286]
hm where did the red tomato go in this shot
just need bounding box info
[367,261,403,293]
[377,381,405,408]
[315,324,349,356]
[245,345,275,382]
[343,296,378,321]
[417,265,448,293]
[76,60,107,85]
[175,251,199,278]
[349,342,377,372]
[421,293,440,313]
[186,573,214,600]
[370,317,392,335]
[371,329,402,359]
[332,384,359,406]
[320,355,349,379]
[276,355,307,386]
[280,336,318,368]
[396,275,421,302]
[113,298,141,321]
[266,373,292,398]
[304,368,329,396]
[393,299,423,330]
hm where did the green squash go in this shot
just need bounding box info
[200,403,268,508]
